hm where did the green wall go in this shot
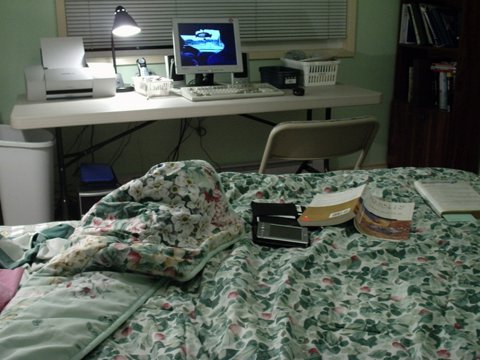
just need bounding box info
[0,1,400,184]
[0,1,58,124]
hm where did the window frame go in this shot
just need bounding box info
[55,0,357,64]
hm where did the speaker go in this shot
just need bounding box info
[231,52,249,84]
[164,55,186,87]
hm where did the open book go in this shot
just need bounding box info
[414,180,480,220]
[297,184,415,240]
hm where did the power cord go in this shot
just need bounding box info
[166,118,220,168]
[109,124,133,166]
[194,118,221,169]
[167,119,191,161]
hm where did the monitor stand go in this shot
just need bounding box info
[194,73,214,86]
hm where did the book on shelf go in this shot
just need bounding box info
[408,59,435,107]
[431,61,456,112]
[406,59,456,110]
[297,184,415,240]
[419,3,436,45]
[398,4,417,44]
[438,6,460,46]
[426,4,459,47]
[408,3,429,45]
[414,180,480,221]
[399,3,459,48]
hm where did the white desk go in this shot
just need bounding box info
[10,84,382,219]
[11,84,381,129]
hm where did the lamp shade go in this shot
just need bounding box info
[112,6,141,37]
[111,5,140,92]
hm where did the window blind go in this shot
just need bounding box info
[63,0,347,51]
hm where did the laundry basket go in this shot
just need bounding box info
[282,58,340,87]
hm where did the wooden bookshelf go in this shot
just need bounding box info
[388,0,480,173]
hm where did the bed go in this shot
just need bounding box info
[0,159,479,359]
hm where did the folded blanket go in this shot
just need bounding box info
[0,268,24,311]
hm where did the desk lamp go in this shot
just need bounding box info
[111,5,141,92]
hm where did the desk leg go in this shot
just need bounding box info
[54,128,69,219]
[324,107,332,171]
[325,107,332,120]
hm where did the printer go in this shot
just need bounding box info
[25,37,116,101]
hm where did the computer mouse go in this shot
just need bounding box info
[293,87,305,96]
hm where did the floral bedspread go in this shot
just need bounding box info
[1,162,479,359]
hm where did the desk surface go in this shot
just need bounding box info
[11,84,382,129]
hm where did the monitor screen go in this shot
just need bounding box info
[172,18,243,78]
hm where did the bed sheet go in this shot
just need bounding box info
[1,162,479,359]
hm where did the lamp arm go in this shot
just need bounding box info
[111,33,117,73]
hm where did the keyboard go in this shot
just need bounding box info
[180,83,284,101]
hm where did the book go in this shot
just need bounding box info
[430,62,456,111]
[399,4,416,44]
[437,6,460,47]
[408,3,429,45]
[398,4,409,44]
[419,3,436,45]
[410,58,435,107]
[298,184,366,227]
[297,184,415,240]
[424,4,456,47]
[438,71,448,111]
[414,181,480,219]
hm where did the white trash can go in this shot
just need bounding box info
[0,125,55,225]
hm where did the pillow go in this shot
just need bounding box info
[0,268,24,311]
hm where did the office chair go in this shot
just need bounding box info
[258,116,379,174]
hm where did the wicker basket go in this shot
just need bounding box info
[133,76,173,98]
[281,58,339,87]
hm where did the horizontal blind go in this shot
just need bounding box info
[64,0,347,50]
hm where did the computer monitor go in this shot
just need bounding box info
[172,18,243,86]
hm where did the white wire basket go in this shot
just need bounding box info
[133,76,173,98]
[282,58,340,87]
